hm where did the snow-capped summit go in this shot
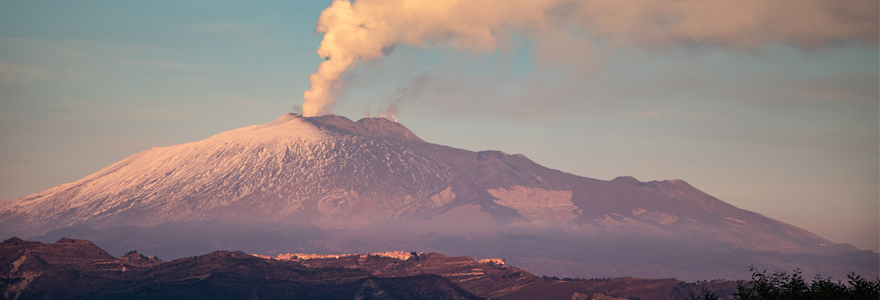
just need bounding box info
[300,114,424,142]
[0,114,870,280]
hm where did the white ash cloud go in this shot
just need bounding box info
[301,0,878,116]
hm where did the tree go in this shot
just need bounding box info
[687,287,719,300]
[734,266,880,300]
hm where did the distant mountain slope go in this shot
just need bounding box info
[0,114,871,280]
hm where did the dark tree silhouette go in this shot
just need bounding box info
[733,266,879,300]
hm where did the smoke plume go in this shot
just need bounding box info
[301,0,878,117]
[377,73,431,121]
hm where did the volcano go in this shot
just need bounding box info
[0,114,874,280]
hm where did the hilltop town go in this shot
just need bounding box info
[251,250,505,265]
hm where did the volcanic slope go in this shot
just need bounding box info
[0,114,870,280]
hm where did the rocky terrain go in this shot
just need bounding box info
[0,114,875,280]
[2,237,745,300]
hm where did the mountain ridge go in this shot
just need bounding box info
[2,237,755,300]
[0,113,870,280]
[0,237,483,300]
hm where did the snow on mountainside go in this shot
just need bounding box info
[0,114,855,258]
[1,114,463,233]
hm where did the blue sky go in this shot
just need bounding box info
[1,1,877,251]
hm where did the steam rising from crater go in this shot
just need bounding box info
[301,0,878,117]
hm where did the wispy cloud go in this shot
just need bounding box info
[0,61,84,84]
[0,38,192,85]
[112,59,189,70]
[193,23,274,46]
[736,72,879,104]
[129,43,170,53]
[621,110,666,118]
[0,37,92,60]
[617,109,730,122]
[681,126,876,151]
